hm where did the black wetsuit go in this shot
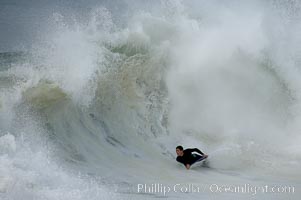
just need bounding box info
[176,148,205,166]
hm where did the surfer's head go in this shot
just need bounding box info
[176,146,184,156]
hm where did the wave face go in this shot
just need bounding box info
[1,0,301,199]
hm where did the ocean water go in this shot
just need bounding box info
[0,0,301,199]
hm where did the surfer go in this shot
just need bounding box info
[176,145,208,170]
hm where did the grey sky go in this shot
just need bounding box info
[0,0,155,52]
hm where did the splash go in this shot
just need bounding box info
[1,0,301,199]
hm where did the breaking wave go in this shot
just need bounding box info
[0,0,301,199]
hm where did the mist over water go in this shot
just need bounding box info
[0,0,301,199]
[167,0,301,173]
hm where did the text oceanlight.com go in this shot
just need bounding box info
[137,183,295,196]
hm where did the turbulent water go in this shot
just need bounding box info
[0,0,301,199]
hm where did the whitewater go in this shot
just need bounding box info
[0,0,301,199]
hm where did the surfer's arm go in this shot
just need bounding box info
[177,157,190,169]
[176,157,185,164]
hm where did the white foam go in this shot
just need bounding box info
[0,133,16,155]
[1,1,301,199]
